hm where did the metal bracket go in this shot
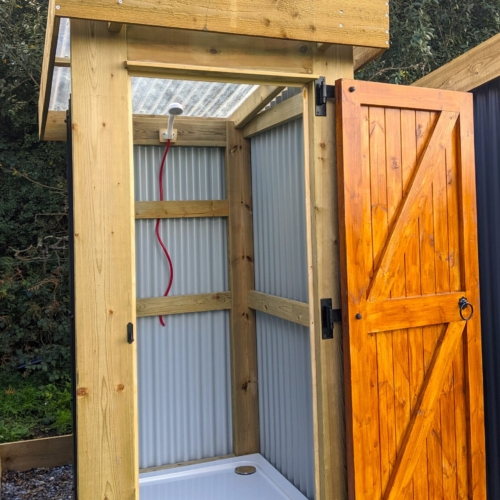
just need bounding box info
[321,298,341,339]
[315,76,335,117]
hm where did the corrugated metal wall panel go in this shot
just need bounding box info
[251,119,314,499]
[137,313,232,469]
[251,119,308,302]
[473,77,500,500]
[256,313,314,500]
[134,146,232,469]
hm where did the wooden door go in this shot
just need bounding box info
[336,79,486,500]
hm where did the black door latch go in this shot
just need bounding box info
[321,298,342,339]
[127,322,134,344]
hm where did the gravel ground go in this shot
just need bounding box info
[1,465,74,500]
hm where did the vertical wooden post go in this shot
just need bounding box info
[71,21,138,499]
[226,122,260,455]
[303,45,354,500]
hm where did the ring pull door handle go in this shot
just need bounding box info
[458,297,474,321]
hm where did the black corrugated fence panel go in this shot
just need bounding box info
[473,76,500,500]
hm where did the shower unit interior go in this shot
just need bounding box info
[134,86,315,499]
[39,5,391,497]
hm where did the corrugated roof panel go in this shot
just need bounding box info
[51,19,257,117]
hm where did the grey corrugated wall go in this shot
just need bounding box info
[473,77,500,500]
[134,146,233,469]
[251,118,315,499]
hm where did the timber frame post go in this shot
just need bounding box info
[303,45,354,500]
[70,20,138,500]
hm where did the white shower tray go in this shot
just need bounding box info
[139,453,309,500]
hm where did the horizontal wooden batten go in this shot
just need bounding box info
[126,61,318,87]
[243,93,302,138]
[247,290,309,327]
[127,25,315,82]
[54,0,389,47]
[135,200,228,219]
[353,47,384,71]
[230,86,285,130]
[0,435,73,471]
[339,79,466,112]
[413,32,500,92]
[55,56,71,67]
[137,292,232,317]
[364,292,467,333]
[45,111,227,146]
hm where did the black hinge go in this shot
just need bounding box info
[321,298,342,339]
[127,322,134,344]
[315,76,335,116]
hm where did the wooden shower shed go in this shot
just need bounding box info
[38,1,486,499]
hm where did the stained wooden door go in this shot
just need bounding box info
[336,79,486,500]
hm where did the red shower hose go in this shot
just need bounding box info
[155,139,173,326]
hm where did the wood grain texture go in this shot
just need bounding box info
[243,93,302,138]
[54,56,71,67]
[0,435,73,472]
[56,0,389,47]
[337,79,485,500]
[365,293,465,332]
[107,21,123,33]
[135,200,229,219]
[338,79,464,112]
[44,112,227,145]
[133,115,227,147]
[247,290,309,327]
[367,110,459,300]
[230,86,285,129]
[458,96,487,499]
[127,25,315,80]
[413,32,500,92]
[226,122,259,456]
[70,20,138,500]
[44,110,67,141]
[126,60,318,86]
[304,45,354,500]
[384,322,466,500]
[353,47,385,71]
[136,292,231,317]
[38,0,60,140]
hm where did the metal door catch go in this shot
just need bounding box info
[127,323,134,344]
[321,298,341,339]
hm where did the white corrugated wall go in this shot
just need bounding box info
[251,118,315,499]
[134,146,233,469]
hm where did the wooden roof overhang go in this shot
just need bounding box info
[38,0,389,139]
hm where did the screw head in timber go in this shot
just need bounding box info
[355,313,362,320]
[349,86,356,92]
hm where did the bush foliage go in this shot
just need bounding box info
[0,0,69,384]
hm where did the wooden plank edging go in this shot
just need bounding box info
[243,93,303,138]
[247,290,309,327]
[137,292,232,317]
[0,435,73,472]
[135,200,228,219]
